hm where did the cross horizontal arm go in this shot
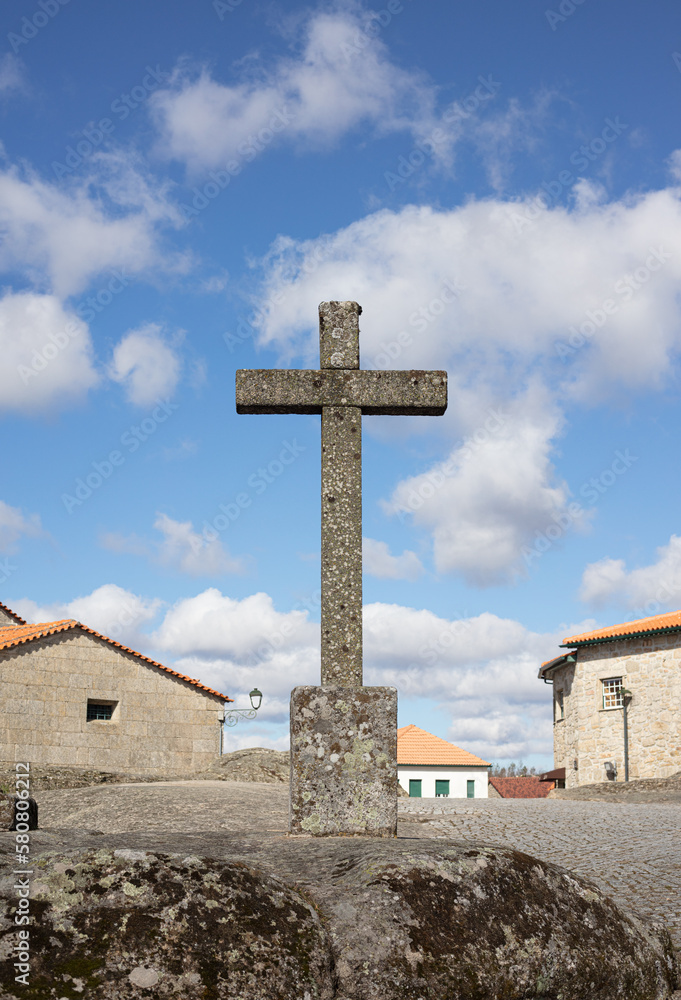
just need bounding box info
[236,369,447,416]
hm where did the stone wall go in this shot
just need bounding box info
[551,633,681,788]
[0,629,223,775]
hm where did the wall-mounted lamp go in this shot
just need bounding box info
[220,688,264,727]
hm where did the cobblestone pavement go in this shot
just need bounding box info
[400,798,681,953]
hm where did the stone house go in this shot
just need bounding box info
[539,610,681,788]
[397,724,490,798]
[0,602,231,775]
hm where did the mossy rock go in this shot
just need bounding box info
[0,840,676,999]
[314,842,677,999]
[0,849,333,999]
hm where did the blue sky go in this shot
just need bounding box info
[2,0,681,769]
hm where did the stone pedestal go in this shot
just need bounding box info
[289,685,397,837]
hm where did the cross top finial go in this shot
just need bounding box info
[319,301,361,370]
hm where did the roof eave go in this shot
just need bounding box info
[0,619,233,703]
[560,624,681,648]
[397,761,490,768]
[538,653,575,680]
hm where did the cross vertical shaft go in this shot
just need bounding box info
[319,301,363,687]
[321,404,362,685]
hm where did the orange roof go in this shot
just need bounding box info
[562,608,681,646]
[397,724,490,767]
[0,620,232,702]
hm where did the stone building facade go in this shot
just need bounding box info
[539,611,681,788]
[0,604,231,775]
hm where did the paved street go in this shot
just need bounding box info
[400,798,681,952]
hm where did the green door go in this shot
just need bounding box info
[435,780,449,797]
[467,780,475,798]
[409,779,422,798]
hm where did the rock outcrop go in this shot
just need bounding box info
[549,772,681,803]
[0,794,38,831]
[202,746,290,784]
[0,837,676,999]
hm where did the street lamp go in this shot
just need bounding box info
[621,688,633,782]
[219,688,263,727]
[218,689,263,755]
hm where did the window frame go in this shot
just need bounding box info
[602,677,624,710]
[86,699,118,722]
[555,689,564,722]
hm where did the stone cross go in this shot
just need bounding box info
[236,301,447,683]
[236,301,447,836]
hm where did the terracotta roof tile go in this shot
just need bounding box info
[0,620,232,703]
[539,767,565,782]
[489,777,553,798]
[562,609,681,646]
[397,724,490,767]
[0,603,27,625]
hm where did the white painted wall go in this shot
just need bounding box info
[398,765,490,799]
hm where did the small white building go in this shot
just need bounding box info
[397,724,490,798]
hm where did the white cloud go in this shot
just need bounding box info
[0,292,98,414]
[6,574,567,760]
[0,155,184,298]
[150,7,438,175]
[667,149,681,183]
[149,587,569,760]
[109,324,182,406]
[102,514,244,577]
[579,534,681,614]
[468,91,556,194]
[0,500,42,553]
[579,557,627,607]
[152,589,318,713]
[99,532,151,557]
[363,537,423,580]
[153,588,316,660]
[363,603,564,760]
[384,394,590,586]
[17,582,580,761]
[162,438,198,461]
[11,584,162,647]
[0,54,26,95]
[154,513,244,576]
[248,182,681,582]
[252,188,681,392]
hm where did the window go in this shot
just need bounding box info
[408,779,422,798]
[435,780,450,797]
[467,780,475,798]
[555,690,564,721]
[87,701,115,721]
[602,677,624,710]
